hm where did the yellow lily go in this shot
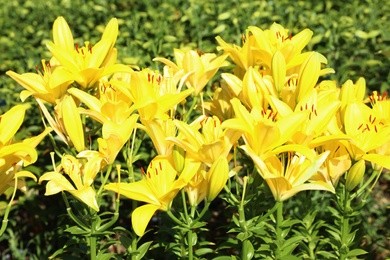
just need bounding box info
[154,49,229,95]
[244,145,333,201]
[216,23,314,78]
[185,156,229,206]
[104,155,198,236]
[201,82,235,120]
[6,60,74,105]
[0,105,52,194]
[342,101,390,170]
[129,69,193,120]
[39,154,104,212]
[140,118,177,156]
[46,16,131,88]
[167,115,241,166]
[222,98,307,158]
[268,88,343,147]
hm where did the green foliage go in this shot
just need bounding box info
[0,0,389,259]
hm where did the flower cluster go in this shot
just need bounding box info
[4,17,390,251]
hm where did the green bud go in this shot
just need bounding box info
[346,160,365,191]
[172,145,185,174]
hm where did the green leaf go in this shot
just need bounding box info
[65,226,89,235]
[347,248,368,257]
[96,252,115,260]
[136,241,153,260]
[242,240,254,260]
[195,247,214,256]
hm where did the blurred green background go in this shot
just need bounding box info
[0,0,389,259]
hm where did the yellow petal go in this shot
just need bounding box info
[52,16,74,52]
[14,170,37,182]
[61,95,85,152]
[272,51,286,94]
[104,181,159,205]
[206,157,229,201]
[69,186,99,212]
[0,105,26,144]
[132,204,160,236]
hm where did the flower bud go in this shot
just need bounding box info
[346,160,365,191]
[172,145,185,174]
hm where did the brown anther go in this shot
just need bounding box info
[141,166,146,175]
[357,124,363,130]
[89,44,93,54]
[241,34,246,43]
[159,162,162,171]
[366,124,370,131]
[374,125,378,133]
[314,109,318,116]
[272,111,278,121]
[196,49,204,56]
[267,111,273,119]
[147,171,151,178]
[81,48,84,55]
[75,44,79,53]
[155,168,158,175]
[151,74,155,83]
[335,146,340,153]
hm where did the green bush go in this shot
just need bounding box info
[0,0,389,259]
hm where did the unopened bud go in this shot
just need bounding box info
[346,160,365,191]
[172,145,185,174]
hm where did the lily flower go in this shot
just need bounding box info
[154,49,229,95]
[39,154,104,212]
[342,101,390,170]
[167,115,241,166]
[216,23,314,78]
[104,155,198,236]
[6,60,74,105]
[185,156,229,206]
[129,69,193,120]
[222,98,308,159]
[244,146,333,201]
[0,105,52,194]
[46,16,132,89]
[140,118,177,156]
[201,82,236,120]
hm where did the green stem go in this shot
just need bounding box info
[131,236,138,260]
[96,163,113,198]
[61,192,89,231]
[339,186,351,260]
[90,217,97,260]
[238,177,249,259]
[0,177,19,237]
[275,201,284,260]
[183,95,198,123]
[350,168,380,200]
